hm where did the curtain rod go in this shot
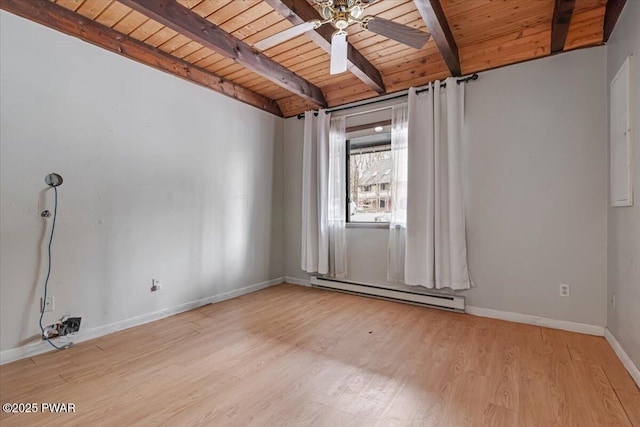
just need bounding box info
[296,73,478,119]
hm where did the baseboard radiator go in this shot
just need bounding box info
[310,277,465,313]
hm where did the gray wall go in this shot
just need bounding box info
[0,12,284,353]
[285,47,608,327]
[606,1,640,367]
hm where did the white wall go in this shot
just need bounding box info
[606,0,640,367]
[0,12,284,353]
[285,47,608,327]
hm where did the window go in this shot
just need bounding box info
[347,128,392,223]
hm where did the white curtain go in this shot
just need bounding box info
[301,111,347,278]
[387,103,409,283]
[390,79,472,290]
[301,111,319,272]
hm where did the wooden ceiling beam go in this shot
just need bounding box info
[346,120,391,134]
[0,0,283,116]
[551,0,576,53]
[263,0,386,94]
[603,0,627,42]
[119,0,327,108]
[413,0,461,77]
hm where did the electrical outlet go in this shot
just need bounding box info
[41,296,54,312]
[612,293,616,309]
[151,279,161,292]
[559,284,570,298]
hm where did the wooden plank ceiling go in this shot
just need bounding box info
[1,0,616,117]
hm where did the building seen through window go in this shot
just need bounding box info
[347,129,392,223]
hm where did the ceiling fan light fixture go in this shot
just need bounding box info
[320,6,333,20]
[262,0,431,76]
[335,18,349,29]
[350,5,363,19]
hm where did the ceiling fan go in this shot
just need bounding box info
[254,0,431,75]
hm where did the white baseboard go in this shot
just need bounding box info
[604,328,640,387]
[291,279,603,336]
[0,277,284,365]
[466,306,605,336]
[284,276,311,287]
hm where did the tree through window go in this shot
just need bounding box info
[347,130,392,223]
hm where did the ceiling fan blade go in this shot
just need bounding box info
[366,18,431,50]
[361,0,382,7]
[330,31,348,75]
[254,21,317,51]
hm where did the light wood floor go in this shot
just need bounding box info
[1,284,638,426]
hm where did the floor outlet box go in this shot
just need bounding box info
[60,317,82,336]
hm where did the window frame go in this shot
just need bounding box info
[346,134,392,228]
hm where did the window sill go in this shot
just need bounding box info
[346,222,389,229]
